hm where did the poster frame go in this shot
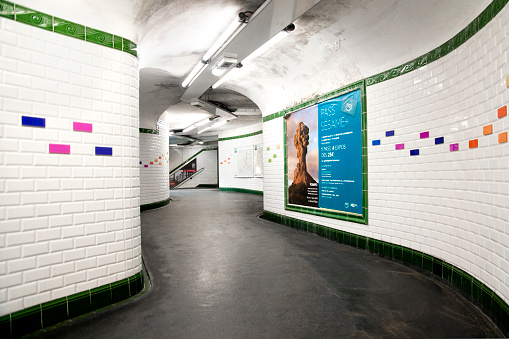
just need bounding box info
[284,80,368,225]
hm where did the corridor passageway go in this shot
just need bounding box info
[35,190,502,338]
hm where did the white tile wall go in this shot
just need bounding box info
[139,121,169,205]
[169,146,218,189]
[262,6,509,304]
[218,123,264,191]
[0,18,141,316]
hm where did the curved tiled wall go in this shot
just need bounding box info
[0,2,143,336]
[262,0,509,333]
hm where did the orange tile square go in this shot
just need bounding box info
[499,132,508,143]
[499,106,507,119]
[469,139,478,148]
[220,162,223,165]
[159,156,162,159]
[483,124,493,135]
[159,162,162,165]
[150,162,153,164]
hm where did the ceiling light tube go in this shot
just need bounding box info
[182,61,207,88]
[212,120,228,128]
[242,23,295,65]
[195,118,211,127]
[182,124,197,133]
[202,17,243,63]
[197,126,212,134]
[212,68,237,89]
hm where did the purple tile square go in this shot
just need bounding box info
[449,143,459,152]
[420,131,429,139]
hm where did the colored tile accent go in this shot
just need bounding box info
[435,137,444,145]
[268,159,272,163]
[498,106,507,119]
[53,17,85,40]
[273,154,277,158]
[91,285,111,311]
[266,147,270,151]
[42,297,68,328]
[144,165,148,167]
[11,305,41,338]
[483,124,493,135]
[410,149,419,156]
[372,140,381,146]
[420,131,429,139]
[139,128,158,134]
[140,198,170,211]
[469,139,479,148]
[95,146,112,156]
[219,187,263,195]
[385,130,395,137]
[395,143,404,150]
[450,143,459,152]
[499,132,508,144]
[150,162,153,165]
[73,122,93,132]
[15,5,52,31]
[85,27,113,48]
[22,116,45,127]
[0,0,15,20]
[49,144,70,154]
[218,130,263,141]
[113,35,123,51]
[123,38,138,57]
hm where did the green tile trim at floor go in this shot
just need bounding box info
[139,128,158,135]
[262,0,508,123]
[218,130,263,141]
[0,270,145,339]
[262,210,509,335]
[169,148,217,175]
[219,187,263,196]
[0,0,137,57]
[140,197,171,212]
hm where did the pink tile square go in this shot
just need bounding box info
[420,131,429,139]
[73,122,93,132]
[395,143,405,150]
[449,143,459,152]
[49,144,70,154]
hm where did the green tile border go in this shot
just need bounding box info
[262,210,509,336]
[140,197,170,212]
[169,148,217,175]
[283,80,368,225]
[219,187,263,196]
[0,1,137,57]
[218,130,262,141]
[1,270,145,339]
[196,184,219,188]
[139,128,158,135]
[262,0,508,123]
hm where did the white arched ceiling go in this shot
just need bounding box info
[19,0,493,134]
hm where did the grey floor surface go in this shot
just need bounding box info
[34,189,503,338]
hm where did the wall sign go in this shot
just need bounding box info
[285,81,367,224]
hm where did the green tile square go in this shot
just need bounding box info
[15,5,52,31]
[481,285,492,312]
[393,245,403,261]
[478,3,493,29]
[472,280,482,303]
[122,38,137,57]
[91,285,112,311]
[42,297,68,328]
[491,294,503,324]
[335,231,344,244]
[452,29,466,49]
[85,27,113,48]
[0,0,15,20]
[493,0,508,13]
[12,305,41,338]
[273,154,277,158]
[411,251,422,267]
[427,46,442,63]
[422,254,433,272]
[432,259,443,277]
[415,54,427,68]
[451,268,463,291]
[461,274,473,296]
[53,17,85,40]
[465,19,478,40]
[402,248,412,263]
[68,291,90,318]
[0,314,10,338]
[383,243,392,257]
[113,35,123,50]
[357,236,366,249]
[367,239,376,252]
[343,233,351,246]
[442,263,452,282]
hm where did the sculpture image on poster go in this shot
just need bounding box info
[286,88,363,216]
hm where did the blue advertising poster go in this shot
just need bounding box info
[286,88,363,216]
[318,89,362,214]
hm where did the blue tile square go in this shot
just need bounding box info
[410,149,419,156]
[22,116,45,127]
[385,130,395,137]
[95,147,113,156]
[435,137,444,144]
[372,140,381,146]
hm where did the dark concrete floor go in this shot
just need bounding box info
[35,189,503,338]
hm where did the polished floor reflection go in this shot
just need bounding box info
[37,189,502,338]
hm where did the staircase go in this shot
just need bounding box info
[170,168,204,189]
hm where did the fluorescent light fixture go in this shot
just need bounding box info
[182,124,197,133]
[242,24,295,65]
[169,144,179,147]
[197,126,212,134]
[182,61,207,88]
[212,68,237,89]
[202,19,243,62]
[168,131,174,136]
[212,120,228,128]
[195,118,211,127]
[198,141,204,144]
[211,67,227,76]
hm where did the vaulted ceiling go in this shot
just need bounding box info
[17,0,491,145]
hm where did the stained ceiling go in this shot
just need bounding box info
[17,0,492,145]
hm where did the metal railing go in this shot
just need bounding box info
[170,168,204,189]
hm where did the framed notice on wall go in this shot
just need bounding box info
[255,144,263,177]
[235,145,254,177]
[284,81,367,224]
